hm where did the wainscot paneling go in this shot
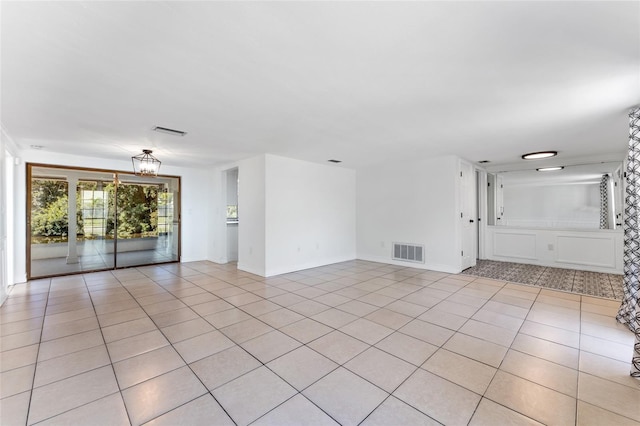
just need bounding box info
[485,226,622,274]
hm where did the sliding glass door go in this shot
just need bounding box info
[28,164,180,279]
[114,174,180,268]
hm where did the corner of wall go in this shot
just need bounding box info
[237,262,266,277]
[237,155,267,277]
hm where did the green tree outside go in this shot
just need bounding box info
[107,184,158,238]
[31,179,84,243]
[32,179,160,243]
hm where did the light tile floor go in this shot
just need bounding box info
[1,260,638,425]
[31,247,175,279]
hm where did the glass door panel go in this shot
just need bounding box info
[28,164,180,279]
[114,174,180,268]
[77,178,117,272]
[29,167,116,278]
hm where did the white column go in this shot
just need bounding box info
[66,175,79,264]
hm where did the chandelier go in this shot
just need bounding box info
[132,149,161,176]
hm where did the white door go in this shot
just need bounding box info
[460,161,477,270]
[496,175,505,225]
[476,170,487,259]
[487,173,496,225]
[613,165,624,229]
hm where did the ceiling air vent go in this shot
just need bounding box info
[392,242,425,264]
[328,159,342,163]
[153,126,187,137]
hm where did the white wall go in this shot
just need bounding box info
[264,154,356,276]
[357,155,462,273]
[226,168,238,206]
[226,224,239,262]
[0,141,8,303]
[503,183,600,228]
[2,131,19,293]
[206,167,228,264]
[485,226,623,273]
[12,150,211,283]
[237,155,266,276]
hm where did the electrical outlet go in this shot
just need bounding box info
[548,244,554,251]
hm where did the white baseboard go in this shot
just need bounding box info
[356,254,461,274]
[264,255,357,277]
[237,262,266,277]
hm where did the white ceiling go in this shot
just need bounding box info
[1,1,639,170]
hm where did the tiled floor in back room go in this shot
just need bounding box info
[461,260,624,300]
[1,260,638,425]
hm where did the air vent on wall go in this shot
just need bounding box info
[153,126,187,136]
[392,242,425,263]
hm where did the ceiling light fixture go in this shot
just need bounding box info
[522,151,558,160]
[536,166,564,172]
[328,159,342,163]
[153,126,187,137]
[132,149,161,176]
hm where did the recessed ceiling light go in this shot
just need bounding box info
[537,166,564,172]
[328,159,342,163]
[30,145,44,150]
[153,126,187,136]
[522,151,557,160]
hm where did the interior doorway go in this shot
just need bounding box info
[27,164,181,279]
[225,168,239,263]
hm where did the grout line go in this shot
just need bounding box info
[6,260,635,426]
[23,277,52,426]
[81,266,230,425]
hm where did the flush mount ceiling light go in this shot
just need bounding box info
[152,126,187,137]
[522,151,558,160]
[132,149,161,176]
[537,166,564,172]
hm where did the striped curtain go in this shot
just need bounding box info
[617,106,640,377]
[599,174,610,229]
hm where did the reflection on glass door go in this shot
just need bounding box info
[28,164,180,279]
[114,175,180,268]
